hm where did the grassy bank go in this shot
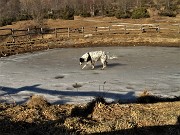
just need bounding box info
[0,95,180,135]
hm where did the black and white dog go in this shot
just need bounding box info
[79,51,108,70]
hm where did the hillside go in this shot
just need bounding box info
[0,15,180,57]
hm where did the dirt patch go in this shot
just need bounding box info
[54,75,65,79]
[0,95,180,135]
[72,83,83,89]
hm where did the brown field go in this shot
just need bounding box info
[0,15,180,57]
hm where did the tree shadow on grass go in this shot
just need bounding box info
[0,117,71,135]
[91,124,180,135]
[0,114,180,135]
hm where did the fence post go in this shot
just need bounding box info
[124,25,127,34]
[11,29,15,42]
[140,24,144,33]
[157,25,160,33]
[41,28,43,38]
[95,27,98,35]
[82,27,84,37]
[68,27,70,38]
[27,28,31,41]
[108,26,110,35]
[55,28,57,38]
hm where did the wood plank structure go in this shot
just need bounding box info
[0,23,179,42]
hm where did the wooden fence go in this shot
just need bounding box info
[0,23,180,42]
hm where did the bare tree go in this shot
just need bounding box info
[0,0,20,19]
[0,1,7,18]
[165,0,170,9]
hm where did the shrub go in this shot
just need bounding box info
[115,10,131,19]
[104,7,116,17]
[49,10,62,19]
[80,11,91,17]
[0,17,16,26]
[17,14,33,21]
[159,9,177,17]
[131,8,150,19]
[61,6,75,20]
[0,13,32,26]
[105,10,115,17]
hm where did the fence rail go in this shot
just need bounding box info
[0,23,180,42]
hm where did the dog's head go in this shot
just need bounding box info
[79,52,92,66]
[79,58,85,65]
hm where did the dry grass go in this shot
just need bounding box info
[0,94,180,135]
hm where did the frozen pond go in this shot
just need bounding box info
[0,46,180,104]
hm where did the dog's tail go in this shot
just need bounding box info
[106,52,118,60]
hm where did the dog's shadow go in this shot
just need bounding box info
[95,62,126,69]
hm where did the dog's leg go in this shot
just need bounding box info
[91,62,95,70]
[101,59,107,70]
[101,64,106,70]
[82,64,87,69]
[91,65,95,70]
